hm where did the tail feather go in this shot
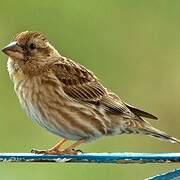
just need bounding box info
[143,126,180,144]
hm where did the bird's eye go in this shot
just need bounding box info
[29,43,36,50]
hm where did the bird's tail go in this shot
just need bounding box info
[143,125,180,144]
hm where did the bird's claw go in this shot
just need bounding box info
[73,149,83,154]
[31,148,83,155]
[31,148,60,155]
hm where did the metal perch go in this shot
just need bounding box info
[147,169,180,180]
[0,152,179,163]
[0,152,179,179]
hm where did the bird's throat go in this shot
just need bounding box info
[12,69,26,84]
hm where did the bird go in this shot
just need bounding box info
[2,31,180,154]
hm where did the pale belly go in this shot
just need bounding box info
[15,79,110,141]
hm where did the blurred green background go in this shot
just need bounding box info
[0,0,180,179]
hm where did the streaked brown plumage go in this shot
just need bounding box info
[2,31,180,154]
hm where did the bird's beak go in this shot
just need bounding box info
[2,41,24,60]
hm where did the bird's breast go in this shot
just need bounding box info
[9,71,111,141]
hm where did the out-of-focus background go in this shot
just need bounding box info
[0,1,180,179]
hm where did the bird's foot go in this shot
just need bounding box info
[61,148,83,155]
[31,148,83,155]
[31,148,60,155]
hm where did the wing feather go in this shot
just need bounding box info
[124,103,158,120]
[53,58,157,120]
[53,58,130,116]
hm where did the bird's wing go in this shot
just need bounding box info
[54,59,131,116]
[124,102,158,120]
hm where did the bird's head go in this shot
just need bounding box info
[2,31,59,65]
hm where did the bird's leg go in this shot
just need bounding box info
[31,139,67,154]
[61,140,84,155]
[48,139,67,153]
